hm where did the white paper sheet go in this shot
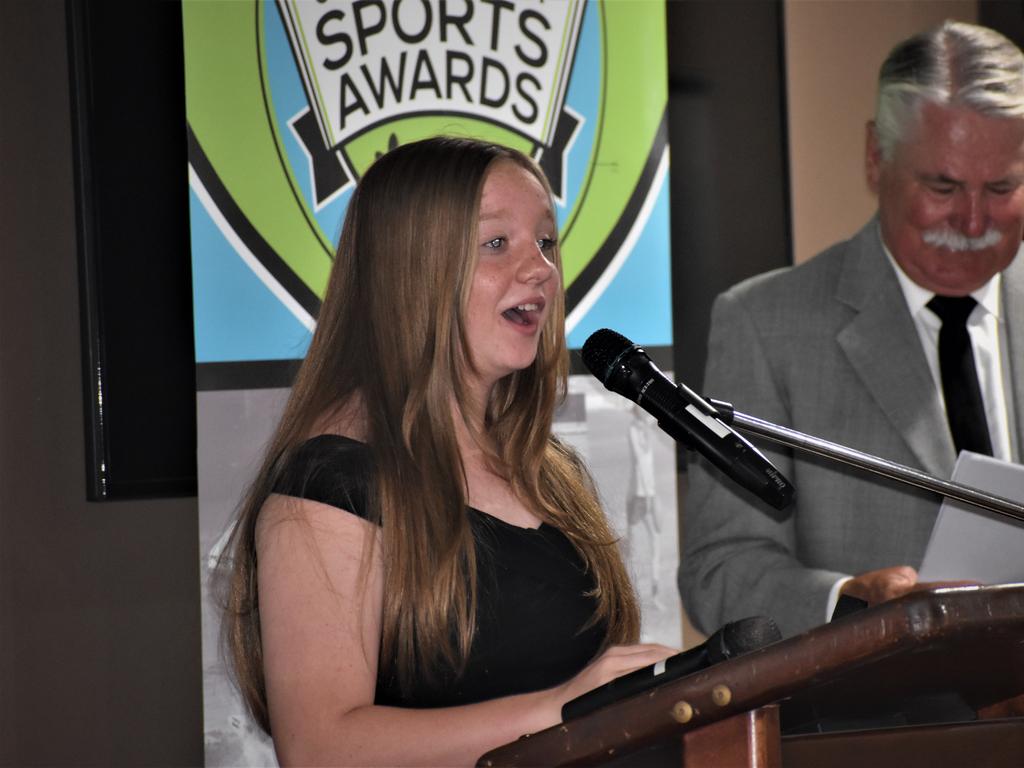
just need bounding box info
[918,451,1024,583]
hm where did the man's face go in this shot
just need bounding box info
[866,101,1024,295]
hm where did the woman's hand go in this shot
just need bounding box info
[541,643,679,724]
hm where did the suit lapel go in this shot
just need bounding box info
[834,221,956,478]
[1001,252,1024,462]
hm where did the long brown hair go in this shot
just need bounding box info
[222,136,639,733]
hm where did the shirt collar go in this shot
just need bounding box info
[877,224,1002,321]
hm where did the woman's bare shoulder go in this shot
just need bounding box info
[256,492,375,550]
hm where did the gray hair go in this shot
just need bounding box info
[875,20,1024,160]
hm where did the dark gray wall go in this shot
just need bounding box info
[667,1,791,392]
[0,1,203,764]
[981,1,1024,51]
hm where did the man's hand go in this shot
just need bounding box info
[840,566,979,606]
[840,565,918,605]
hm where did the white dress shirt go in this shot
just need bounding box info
[883,246,1015,463]
[826,235,1017,621]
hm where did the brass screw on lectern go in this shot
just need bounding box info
[711,685,732,707]
[671,700,694,723]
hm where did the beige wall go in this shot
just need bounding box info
[785,0,977,265]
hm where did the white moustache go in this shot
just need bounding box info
[921,227,1002,252]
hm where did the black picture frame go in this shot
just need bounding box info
[66,0,197,500]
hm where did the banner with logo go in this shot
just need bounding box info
[186,2,674,763]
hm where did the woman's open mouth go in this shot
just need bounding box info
[502,302,542,327]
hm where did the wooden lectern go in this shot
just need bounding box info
[478,584,1024,767]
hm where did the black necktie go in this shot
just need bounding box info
[926,295,992,456]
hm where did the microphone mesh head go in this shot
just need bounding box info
[711,616,782,663]
[581,328,632,384]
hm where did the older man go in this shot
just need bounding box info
[679,21,1024,639]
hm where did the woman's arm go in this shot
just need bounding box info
[256,493,674,767]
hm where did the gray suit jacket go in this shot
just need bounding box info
[679,218,1024,638]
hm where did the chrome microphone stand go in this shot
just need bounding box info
[708,399,1024,524]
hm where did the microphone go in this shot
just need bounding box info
[581,328,795,511]
[561,616,782,721]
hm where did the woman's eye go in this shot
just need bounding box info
[483,237,505,249]
[537,237,557,252]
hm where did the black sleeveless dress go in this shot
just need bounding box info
[272,434,606,708]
